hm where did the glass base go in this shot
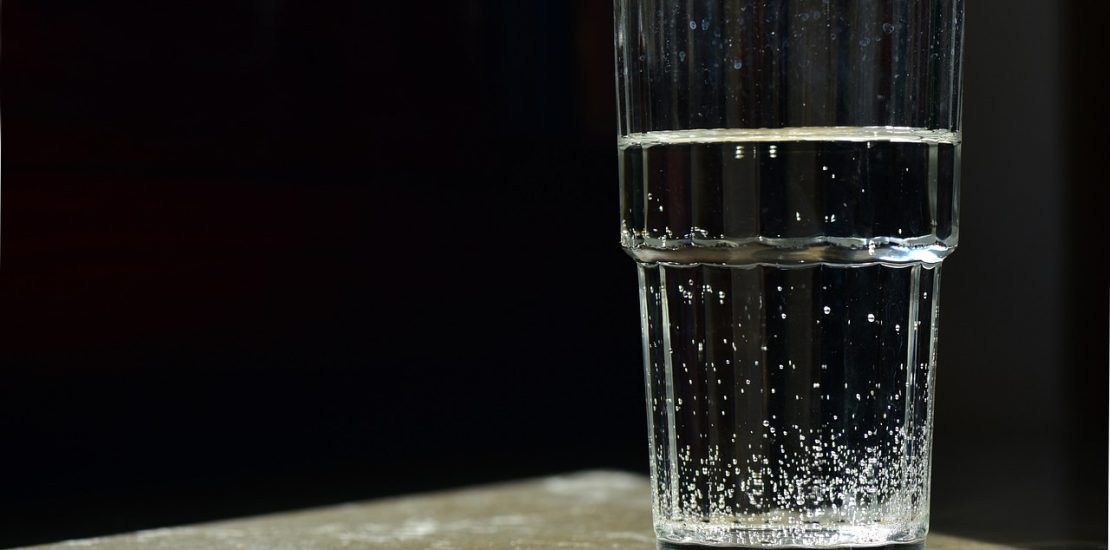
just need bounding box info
[659,541,923,550]
[653,520,927,549]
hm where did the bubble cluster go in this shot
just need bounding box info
[637,259,939,547]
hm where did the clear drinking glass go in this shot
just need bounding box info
[614,1,964,548]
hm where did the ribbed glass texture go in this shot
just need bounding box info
[614,0,964,135]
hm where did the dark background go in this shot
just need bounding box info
[1,1,1106,547]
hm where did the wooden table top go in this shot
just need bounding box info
[27,471,1018,549]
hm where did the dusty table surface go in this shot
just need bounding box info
[28,471,1017,549]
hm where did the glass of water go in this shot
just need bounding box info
[614,1,964,548]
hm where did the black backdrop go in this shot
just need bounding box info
[1,1,1106,547]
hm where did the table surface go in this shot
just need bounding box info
[28,471,1018,549]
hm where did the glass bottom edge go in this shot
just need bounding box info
[657,542,924,550]
[654,522,927,549]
